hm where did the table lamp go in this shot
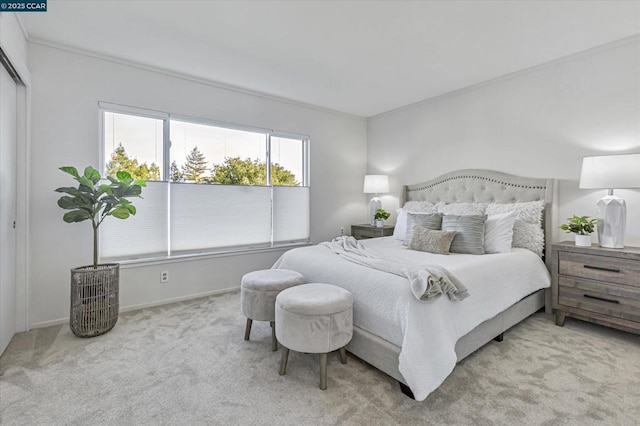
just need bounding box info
[579,153,640,248]
[363,175,389,226]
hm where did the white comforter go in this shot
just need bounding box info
[273,237,550,401]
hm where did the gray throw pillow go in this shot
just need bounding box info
[404,212,443,246]
[442,215,487,254]
[408,227,457,255]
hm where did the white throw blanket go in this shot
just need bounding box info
[319,237,469,302]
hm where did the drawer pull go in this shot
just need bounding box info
[583,265,620,273]
[583,294,620,304]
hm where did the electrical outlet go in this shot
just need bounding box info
[340,227,344,236]
[160,270,169,283]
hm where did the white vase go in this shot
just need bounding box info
[375,220,384,228]
[574,234,592,247]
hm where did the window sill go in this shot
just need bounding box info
[103,242,312,269]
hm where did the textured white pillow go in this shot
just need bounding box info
[403,201,437,213]
[393,209,407,240]
[484,211,516,254]
[512,222,545,257]
[437,202,488,216]
[485,201,545,256]
[485,200,544,223]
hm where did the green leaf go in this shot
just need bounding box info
[133,179,147,188]
[110,207,130,219]
[59,166,79,178]
[77,176,94,188]
[116,170,132,182]
[125,185,142,197]
[124,203,136,215]
[54,186,82,196]
[57,196,77,210]
[62,210,92,223]
[83,166,101,184]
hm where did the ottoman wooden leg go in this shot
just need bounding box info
[244,318,253,341]
[271,321,277,351]
[279,347,289,375]
[319,353,328,390]
[339,347,347,364]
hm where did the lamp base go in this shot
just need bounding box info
[596,195,626,249]
[369,197,382,226]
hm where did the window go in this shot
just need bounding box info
[99,103,309,261]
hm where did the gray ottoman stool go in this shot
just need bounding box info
[241,269,304,351]
[276,283,354,390]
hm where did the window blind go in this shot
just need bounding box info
[99,181,169,259]
[170,183,272,253]
[273,186,310,243]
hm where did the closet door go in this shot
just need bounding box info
[0,63,17,355]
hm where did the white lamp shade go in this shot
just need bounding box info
[363,175,389,194]
[579,154,640,189]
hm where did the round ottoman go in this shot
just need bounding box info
[275,283,354,390]
[241,269,304,351]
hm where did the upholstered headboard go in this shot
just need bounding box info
[401,169,558,269]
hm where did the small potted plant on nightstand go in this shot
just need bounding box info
[560,215,597,247]
[374,208,390,228]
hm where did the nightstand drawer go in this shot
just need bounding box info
[558,277,640,322]
[353,228,379,239]
[558,251,640,288]
[351,224,394,240]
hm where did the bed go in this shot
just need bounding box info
[273,169,558,401]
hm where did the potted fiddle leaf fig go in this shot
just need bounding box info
[55,166,145,337]
[374,208,391,228]
[560,215,597,247]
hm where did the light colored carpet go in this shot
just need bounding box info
[1,291,639,426]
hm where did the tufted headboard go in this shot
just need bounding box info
[401,169,558,269]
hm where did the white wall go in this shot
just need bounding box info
[368,38,640,246]
[28,43,367,327]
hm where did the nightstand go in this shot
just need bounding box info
[351,224,394,240]
[551,241,640,334]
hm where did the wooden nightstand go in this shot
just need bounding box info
[551,241,640,334]
[351,224,394,240]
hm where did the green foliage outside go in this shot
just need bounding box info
[211,157,299,186]
[106,145,300,186]
[107,143,160,181]
[181,146,209,183]
[170,161,183,182]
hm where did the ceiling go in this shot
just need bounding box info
[19,1,640,117]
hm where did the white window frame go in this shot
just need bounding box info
[98,102,310,263]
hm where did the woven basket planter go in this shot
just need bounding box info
[70,263,119,337]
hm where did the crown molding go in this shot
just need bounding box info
[369,34,640,121]
[27,37,366,120]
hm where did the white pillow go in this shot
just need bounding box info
[485,201,545,256]
[392,208,407,240]
[485,200,544,223]
[437,202,488,216]
[512,222,545,257]
[402,201,437,213]
[484,211,516,254]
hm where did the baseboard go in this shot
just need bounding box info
[28,286,240,330]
